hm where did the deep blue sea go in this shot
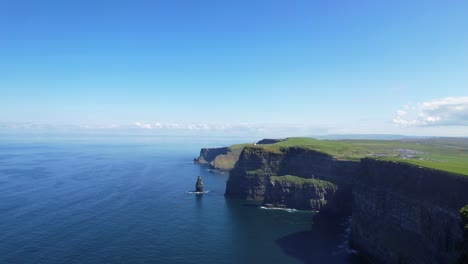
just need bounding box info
[0,135,364,264]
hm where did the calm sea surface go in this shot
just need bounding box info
[0,135,364,264]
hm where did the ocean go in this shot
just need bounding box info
[0,135,364,264]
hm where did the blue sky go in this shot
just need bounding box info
[1,0,468,136]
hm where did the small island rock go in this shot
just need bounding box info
[195,176,204,192]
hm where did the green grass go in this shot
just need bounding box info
[345,139,468,176]
[461,205,468,232]
[229,143,252,152]
[212,143,252,170]
[246,169,264,175]
[270,175,336,189]
[253,137,371,160]
[250,137,468,176]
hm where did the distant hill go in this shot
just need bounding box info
[314,134,426,140]
[399,137,468,148]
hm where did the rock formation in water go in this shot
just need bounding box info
[195,176,203,193]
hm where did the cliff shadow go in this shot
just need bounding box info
[276,213,368,264]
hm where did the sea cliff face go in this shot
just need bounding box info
[263,175,338,211]
[351,158,468,264]
[225,146,360,214]
[200,142,468,263]
[195,147,229,165]
[195,146,245,171]
[225,147,284,200]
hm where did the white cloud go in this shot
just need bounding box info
[393,96,468,127]
[0,120,354,137]
[132,121,266,132]
[135,122,153,129]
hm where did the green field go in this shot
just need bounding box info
[252,137,468,176]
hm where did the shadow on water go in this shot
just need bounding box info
[241,202,262,208]
[195,193,203,208]
[276,213,369,264]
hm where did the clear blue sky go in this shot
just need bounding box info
[2,0,468,136]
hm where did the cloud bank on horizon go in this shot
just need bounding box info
[393,97,468,127]
[0,96,468,137]
[1,96,467,137]
[0,121,330,138]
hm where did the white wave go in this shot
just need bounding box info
[259,206,297,213]
[186,191,210,194]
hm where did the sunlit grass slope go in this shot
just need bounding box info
[249,137,468,176]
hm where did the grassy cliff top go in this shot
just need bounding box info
[249,137,468,176]
[256,137,370,159]
[211,143,252,170]
[270,175,336,188]
[228,143,252,151]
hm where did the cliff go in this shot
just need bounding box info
[351,158,468,264]
[460,205,468,263]
[225,146,284,200]
[195,147,229,165]
[225,146,360,214]
[195,144,247,171]
[197,137,468,263]
[263,175,337,211]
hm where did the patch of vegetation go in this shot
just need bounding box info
[212,143,252,170]
[250,137,468,176]
[246,169,263,175]
[261,137,371,160]
[270,175,336,189]
[229,143,252,152]
[346,139,468,176]
[256,138,286,145]
[462,205,468,233]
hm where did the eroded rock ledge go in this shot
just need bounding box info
[263,175,337,211]
[225,146,359,215]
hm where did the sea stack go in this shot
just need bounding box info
[195,176,204,193]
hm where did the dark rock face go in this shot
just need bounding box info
[460,205,468,263]
[204,143,468,263]
[278,147,357,185]
[195,176,203,192]
[351,158,468,264]
[225,147,284,200]
[263,177,338,211]
[225,146,359,214]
